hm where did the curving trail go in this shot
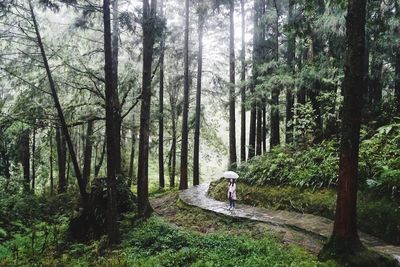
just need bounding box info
[179,183,400,263]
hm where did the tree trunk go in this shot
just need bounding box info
[180,0,190,190]
[395,2,400,112]
[193,8,204,185]
[82,120,94,188]
[56,126,67,194]
[321,0,366,256]
[19,130,30,192]
[240,0,246,162]
[262,103,267,153]
[49,128,54,195]
[159,0,165,189]
[256,107,262,155]
[229,0,237,167]
[103,0,119,243]
[169,104,177,189]
[286,0,295,144]
[95,138,106,177]
[112,0,122,175]
[128,118,136,188]
[31,127,36,192]
[270,0,280,149]
[28,0,88,202]
[248,0,260,160]
[137,0,156,217]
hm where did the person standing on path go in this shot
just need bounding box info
[228,179,237,210]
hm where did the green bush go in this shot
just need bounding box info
[238,123,400,200]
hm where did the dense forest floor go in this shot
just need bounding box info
[0,190,333,266]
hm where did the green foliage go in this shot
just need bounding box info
[122,217,330,267]
[237,140,339,190]
[238,123,400,199]
[0,212,333,266]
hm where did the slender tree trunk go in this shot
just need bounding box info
[270,0,280,149]
[240,0,246,162]
[321,0,366,256]
[158,0,165,189]
[248,0,260,160]
[180,0,190,190]
[28,0,88,202]
[169,105,177,189]
[103,0,119,243]
[31,127,36,191]
[286,0,295,144]
[193,8,204,186]
[262,104,267,153]
[256,107,262,155]
[137,0,156,217]
[49,128,54,195]
[395,3,400,112]
[82,120,94,188]
[128,119,136,188]
[56,126,67,194]
[20,130,30,192]
[229,0,237,167]
[112,0,122,175]
[95,138,106,177]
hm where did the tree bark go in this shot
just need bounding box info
[285,0,295,144]
[31,126,36,192]
[112,0,123,175]
[240,0,246,162]
[180,0,190,190]
[159,0,165,188]
[395,2,400,112]
[28,0,88,202]
[256,107,262,155]
[137,0,156,217]
[321,0,366,256]
[19,130,30,192]
[82,120,94,188]
[193,7,204,185]
[248,0,260,160]
[56,126,67,193]
[128,117,136,188]
[103,0,119,243]
[95,138,106,177]
[229,0,237,167]
[270,0,280,149]
[49,128,54,195]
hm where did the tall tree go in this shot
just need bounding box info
[137,0,157,217]
[240,0,246,162]
[56,126,67,194]
[112,0,123,175]
[28,0,88,202]
[82,120,94,188]
[395,1,400,112]
[321,0,366,256]
[159,0,165,189]
[285,0,295,144]
[229,0,237,167]
[103,0,119,243]
[248,0,259,159]
[19,130,30,192]
[270,0,280,148]
[193,2,206,186]
[180,0,190,190]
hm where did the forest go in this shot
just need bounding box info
[1,0,400,266]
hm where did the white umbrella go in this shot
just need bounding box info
[222,171,239,179]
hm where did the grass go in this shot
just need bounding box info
[0,190,336,267]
